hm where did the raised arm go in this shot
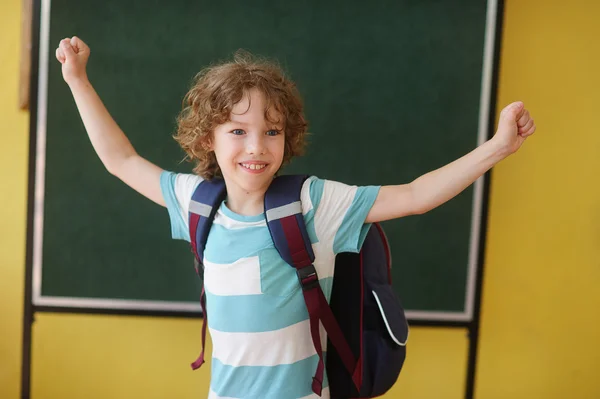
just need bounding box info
[56,36,165,206]
[366,101,536,223]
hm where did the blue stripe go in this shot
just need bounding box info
[211,354,329,399]
[206,277,333,333]
[205,223,273,264]
[160,171,189,241]
[259,248,299,297]
[333,185,380,254]
[206,290,308,333]
[319,276,334,301]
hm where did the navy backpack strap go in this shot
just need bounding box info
[264,175,315,268]
[188,178,227,371]
[265,175,358,396]
[189,178,227,265]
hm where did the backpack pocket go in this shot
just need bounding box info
[360,283,409,396]
[371,283,409,346]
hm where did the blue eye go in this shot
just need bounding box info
[266,130,280,136]
[231,129,245,135]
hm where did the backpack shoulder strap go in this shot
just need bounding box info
[187,177,226,371]
[264,175,358,396]
[264,175,315,268]
[188,178,227,266]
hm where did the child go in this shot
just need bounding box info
[56,36,536,399]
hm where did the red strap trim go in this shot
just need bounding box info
[303,286,324,396]
[374,223,392,284]
[191,287,207,370]
[280,215,312,267]
[353,249,365,390]
[352,361,363,393]
[190,213,201,261]
[189,211,205,370]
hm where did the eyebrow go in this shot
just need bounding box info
[226,120,283,130]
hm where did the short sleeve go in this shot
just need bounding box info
[160,171,203,241]
[301,176,380,254]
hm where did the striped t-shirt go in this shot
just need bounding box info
[160,172,380,399]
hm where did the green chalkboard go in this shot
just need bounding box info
[32,0,496,321]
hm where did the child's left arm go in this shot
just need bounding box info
[365,101,536,223]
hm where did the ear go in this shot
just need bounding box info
[202,137,213,152]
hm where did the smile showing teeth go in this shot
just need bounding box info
[241,163,267,170]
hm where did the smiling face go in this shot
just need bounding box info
[210,88,285,197]
[174,52,308,183]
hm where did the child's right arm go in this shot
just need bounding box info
[56,36,166,206]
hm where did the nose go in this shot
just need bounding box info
[245,132,266,155]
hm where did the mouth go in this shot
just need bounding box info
[239,162,269,173]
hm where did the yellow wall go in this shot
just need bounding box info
[476,2,600,398]
[1,0,598,398]
[0,0,30,398]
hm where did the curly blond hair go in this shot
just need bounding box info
[174,50,308,180]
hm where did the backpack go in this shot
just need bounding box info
[187,175,409,398]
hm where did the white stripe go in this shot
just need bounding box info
[315,181,358,252]
[372,290,408,346]
[311,242,334,280]
[189,200,212,217]
[210,319,327,367]
[175,174,204,230]
[204,257,262,296]
[300,178,315,215]
[298,178,335,279]
[213,209,266,230]
[265,201,302,221]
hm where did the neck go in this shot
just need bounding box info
[224,183,267,217]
